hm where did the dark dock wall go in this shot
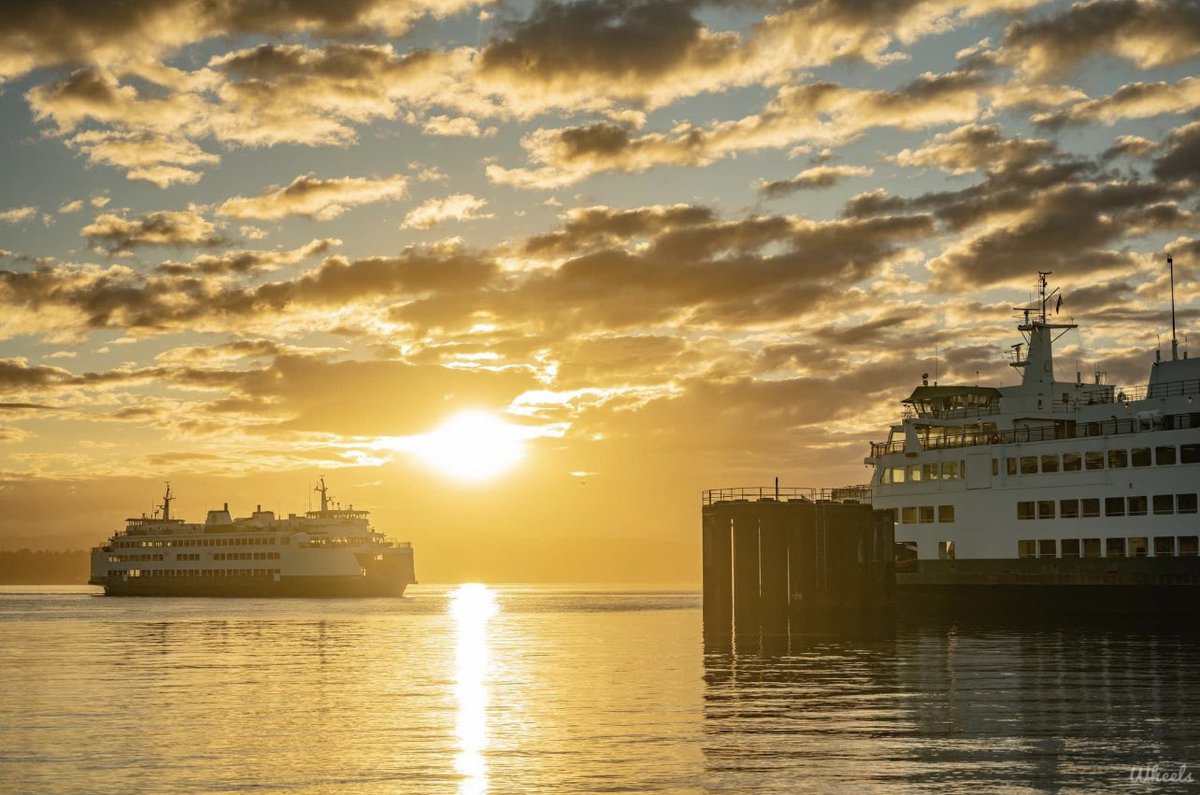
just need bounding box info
[702,498,895,637]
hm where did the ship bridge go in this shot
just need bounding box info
[903,386,1001,420]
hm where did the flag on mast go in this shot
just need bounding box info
[1055,294,1062,314]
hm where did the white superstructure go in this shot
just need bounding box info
[866,269,1200,570]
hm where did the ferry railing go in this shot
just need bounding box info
[869,409,1200,457]
[703,485,870,506]
[903,377,1199,420]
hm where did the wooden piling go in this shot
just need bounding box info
[702,489,894,638]
[701,511,732,634]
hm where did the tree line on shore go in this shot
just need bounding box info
[0,550,90,584]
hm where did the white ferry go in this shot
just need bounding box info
[89,479,416,597]
[866,266,1200,614]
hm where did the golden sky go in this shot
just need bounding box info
[1,0,1198,582]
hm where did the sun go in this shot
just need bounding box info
[405,410,527,482]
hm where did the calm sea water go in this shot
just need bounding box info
[1,585,1198,794]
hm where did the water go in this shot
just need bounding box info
[1,585,1198,793]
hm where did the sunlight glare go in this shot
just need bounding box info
[452,584,498,795]
[406,411,527,481]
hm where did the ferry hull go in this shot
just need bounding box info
[93,574,411,598]
[898,557,1200,617]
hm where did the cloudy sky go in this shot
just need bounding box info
[1,0,1197,581]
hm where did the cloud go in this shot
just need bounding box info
[1033,76,1200,129]
[206,43,473,148]
[156,239,341,276]
[474,0,1036,115]
[0,0,488,83]
[0,358,73,388]
[1000,0,1200,78]
[1152,121,1200,183]
[400,194,492,229]
[759,165,874,198]
[0,206,38,224]
[488,68,989,188]
[422,115,495,137]
[522,204,716,257]
[928,179,1197,290]
[1101,135,1158,161]
[893,124,1056,175]
[395,210,935,333]
[67,130,220,187]
[191,353,539,437]
[476,0,750,113]
[58,200,84,214]
[82,208,222,253]
[217,173,408,221]
[26,67,205,135]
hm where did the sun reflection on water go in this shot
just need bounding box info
[451,584,498,795]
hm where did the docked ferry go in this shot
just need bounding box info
[866,268,1200,614]
[89,480,416,597]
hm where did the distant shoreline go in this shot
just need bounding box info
[0,549,89,585]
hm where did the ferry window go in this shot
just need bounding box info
[1154,537,1175,556]
[1017,501,1035,520]
[1037,500,1055,519]
[1018,540,1036,558]
[1180,443,1200,464]
[1108,449,1128,469]
[1020,456,1038,474]
[901,506,917,524]
[1131,447,1151,467]
[1038,539,1056,558]
[1060,499,1080,519]
[1156,446,1177,465]
[1127,496,1147,516]
[1104,497,1125,517]
[906,465,921,482]
[938,541,955,560]
[1085,451,1104,470]
[889,467,905,483]
[1006,458,1017,476]
[1129,537,1148,557]
[919,506,935,523]
[1106,538,1126,557]
[937,505,955,523]
[1062,539,1081,558]
[1081,498,1100,518]
[1179,494,1198,514]
[991,458,998,476]
[1153,494,1175,515]
[1180,536,1199,556]
[1063,452,1082,471]
[942,461,960,480]
[1041,454,1060,473]
[922,463,939,480]
[1083,538,1101,557]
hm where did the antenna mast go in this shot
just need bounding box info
[1169,254,1179,361]
[161,483,173,522]
[315,477,330,513]
[1038,271,1051,323]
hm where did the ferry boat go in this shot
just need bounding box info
[866,265,1200,614]
[89,479,416,597]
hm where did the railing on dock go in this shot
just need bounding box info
[703,485,870,506]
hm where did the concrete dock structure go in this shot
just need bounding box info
[702,487,895,637]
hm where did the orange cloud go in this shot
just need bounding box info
[217,173,409,221]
